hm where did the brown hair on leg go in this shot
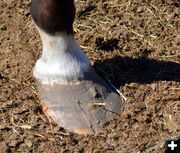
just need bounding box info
[30,0,75,35]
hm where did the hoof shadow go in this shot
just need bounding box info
[94,56,180,88]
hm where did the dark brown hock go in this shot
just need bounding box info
[30,0,75,35]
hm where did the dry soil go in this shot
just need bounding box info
[0,0,180,153]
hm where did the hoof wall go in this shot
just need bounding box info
[37,69,122,134]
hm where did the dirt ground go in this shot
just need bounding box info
[0,0,180,152]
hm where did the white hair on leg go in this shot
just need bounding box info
[33,29,90,85]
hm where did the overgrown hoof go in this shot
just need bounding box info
[37,68,122,134]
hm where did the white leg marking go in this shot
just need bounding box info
[34,29,90,84]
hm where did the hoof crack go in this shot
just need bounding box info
[77,101,95,133]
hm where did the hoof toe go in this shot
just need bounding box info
[37,69,122,134]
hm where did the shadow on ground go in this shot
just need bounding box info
[94,56,180,88]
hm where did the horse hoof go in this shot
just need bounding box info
[36,69,122,134]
